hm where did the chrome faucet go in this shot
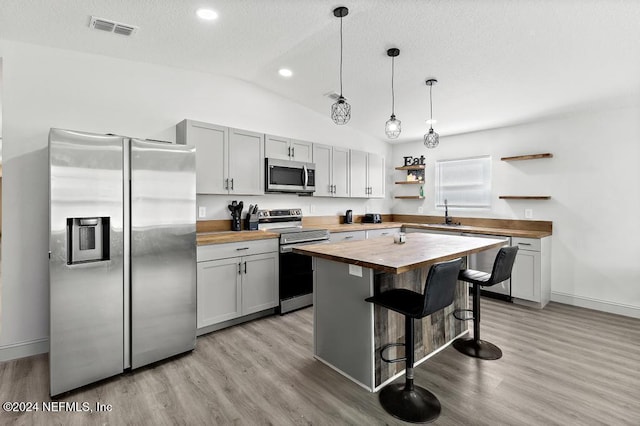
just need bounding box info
[444,199,453,225]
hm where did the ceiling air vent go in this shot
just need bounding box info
[89,16,138,36]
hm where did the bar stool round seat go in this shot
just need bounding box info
[365,258,462,424]
[453,246,518,360]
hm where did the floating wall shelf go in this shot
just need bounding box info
[395,196,425,200]
[499,196,551,200]
[501,153,553,161]
[395,181,424,185]
[395,165,425,170]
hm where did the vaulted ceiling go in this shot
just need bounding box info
[1,0,639,142]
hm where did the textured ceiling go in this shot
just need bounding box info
[1,0,639,143]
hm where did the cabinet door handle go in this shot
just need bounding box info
[238,262,242,274]
[288,146,291,157]
[518,242,532,246]
[230,178,234,190]
[381,232,389,236]
[244,261,247,274]
[225,178,229,190]
[345,235,353,239]
[236,247,249,251]
[292,147,295,158]
[333,185,337,193]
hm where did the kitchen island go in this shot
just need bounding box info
[293,232,506,392]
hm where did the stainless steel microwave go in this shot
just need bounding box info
[265,158,316,194]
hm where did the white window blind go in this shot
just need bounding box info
[435,156,491,209]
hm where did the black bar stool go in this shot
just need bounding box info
[365,257,462,424]
[453,246,518,360]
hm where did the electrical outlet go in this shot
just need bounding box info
[309,204,316,214]
[418,206,424,214]
[198,206,206,218]
[525,209,533,219]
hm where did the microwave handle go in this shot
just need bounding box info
[303,165,308,188]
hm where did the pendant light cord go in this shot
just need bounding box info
[391,56,395,116]
[339,15,344,96]
[429,84,433,130]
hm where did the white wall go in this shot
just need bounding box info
[0,40,392,359]
[392,105,640,316]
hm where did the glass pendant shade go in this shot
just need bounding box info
[331,96,351,125]
[424,127,439,148]
[385,114,401,139]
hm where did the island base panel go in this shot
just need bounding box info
[313,258,375,389]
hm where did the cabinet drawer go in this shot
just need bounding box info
[512,237,541,251]
[329,230,366,243]
[197,238,278,262]
[366,228,401,239]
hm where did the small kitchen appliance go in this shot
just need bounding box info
[363,213,382,224]
[345,209,353,224]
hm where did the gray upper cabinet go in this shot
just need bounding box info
[313,143,349,197]
[349,150,385,199]
[265,134,312,163]
[229,128,264,195]
[177,120,264,195]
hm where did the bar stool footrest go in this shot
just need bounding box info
[452,337,502,360]
[379,383,441,423]
[453,309,474,321]
[381,343,406,364]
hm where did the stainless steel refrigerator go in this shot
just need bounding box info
[49,128,196,396]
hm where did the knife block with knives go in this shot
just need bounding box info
[245,204,259,230]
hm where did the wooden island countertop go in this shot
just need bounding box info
[293,232,507,274]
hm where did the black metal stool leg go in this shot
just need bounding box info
[378,316,441,423]
[452,283,503,360]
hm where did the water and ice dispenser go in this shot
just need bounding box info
[66,217,110,264]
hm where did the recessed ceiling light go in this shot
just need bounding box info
[278,68,293,78]
[197,9,218,21]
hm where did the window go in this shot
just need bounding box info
[435,156,491,209]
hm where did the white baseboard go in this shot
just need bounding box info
[0,338,49,362]
[551,292,640,319]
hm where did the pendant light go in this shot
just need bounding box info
[331,7,351,125]
[385,48,401,139]
[424,78,439,149]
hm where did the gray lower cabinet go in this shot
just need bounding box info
[197,240,278,332]
[365,228,401,239]
[329,230,366,243]
[511,236,551,308]
[197,257,242,326]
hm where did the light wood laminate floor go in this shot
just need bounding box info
[1,298,639,425]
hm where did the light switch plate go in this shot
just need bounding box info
[198,206,206,218]
[525,209,533,219]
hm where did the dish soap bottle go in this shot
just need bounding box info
[419,185,424,198]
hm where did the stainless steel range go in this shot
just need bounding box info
[258,208,330,314]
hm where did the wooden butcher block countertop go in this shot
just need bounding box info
[197,230,278,245]
[293,232,507,274]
